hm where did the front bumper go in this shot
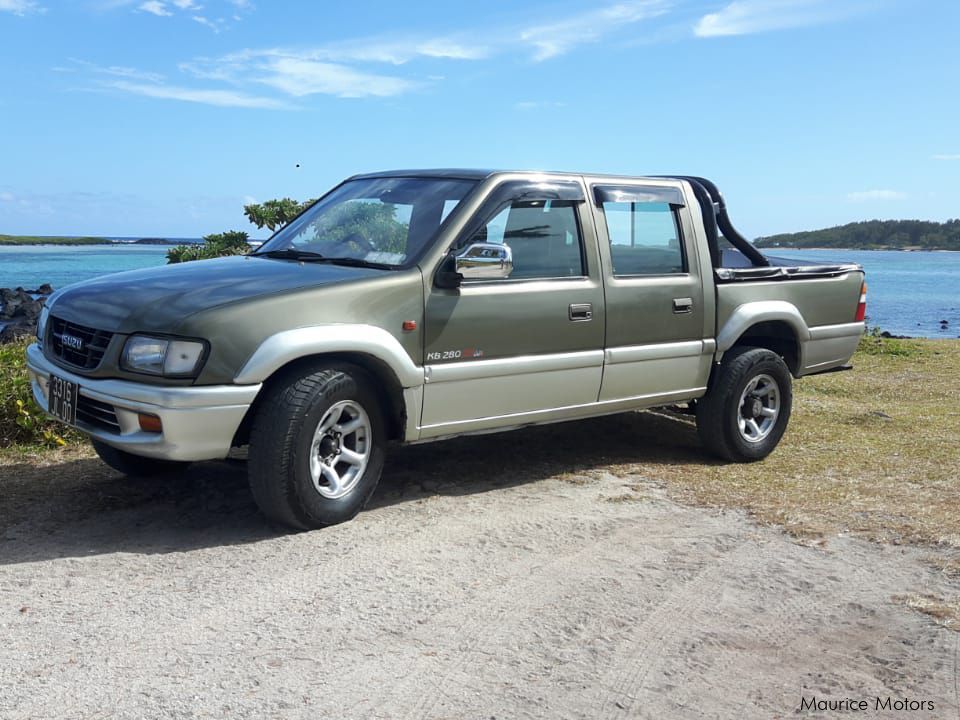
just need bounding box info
[26,343,261,461]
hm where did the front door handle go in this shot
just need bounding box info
[673,297,693,314]
[569,303,593,321]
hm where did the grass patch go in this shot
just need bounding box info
[639,339,960,549]
[0,338,81,448]
[857,330,927,358]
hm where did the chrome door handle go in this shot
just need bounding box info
[673,297,693,314]
[569,303,593,321]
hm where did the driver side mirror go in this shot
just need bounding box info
[454,242,513,281]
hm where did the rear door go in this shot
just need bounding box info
[588,180,713,402]
[419,178,605,436]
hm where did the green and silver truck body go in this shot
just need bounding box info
[26,170,866,528]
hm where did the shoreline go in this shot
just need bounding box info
[0,236,200,247]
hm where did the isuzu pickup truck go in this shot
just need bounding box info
[27,170,866,529]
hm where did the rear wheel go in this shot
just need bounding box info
[696,346,792,462]
[92,438,191,477]
[247,364,386,530]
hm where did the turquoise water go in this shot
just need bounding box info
[0,245,957,338]
[0,244,173,291]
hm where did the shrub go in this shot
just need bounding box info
[0,338,79,448]
[167,231,251,264]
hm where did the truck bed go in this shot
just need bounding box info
[717,248,862,283]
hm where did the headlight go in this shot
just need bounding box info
[36,306,50,346]
[121,335,207,378]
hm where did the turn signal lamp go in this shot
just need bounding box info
[854,281,867,322]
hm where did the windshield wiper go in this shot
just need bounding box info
[253,248,394,269]
[316,256,394,269]
[254,248,328,261]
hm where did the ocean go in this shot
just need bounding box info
[0,245,957,338]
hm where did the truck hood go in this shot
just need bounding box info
[47,255,386,333]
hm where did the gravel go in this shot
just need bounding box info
[1,430,957,719]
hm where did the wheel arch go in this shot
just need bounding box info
[230,325,424,447]
[728,321,802,376]
[232,351,410,448]
[716,302,809,377]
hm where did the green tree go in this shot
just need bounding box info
[243,198,315,232]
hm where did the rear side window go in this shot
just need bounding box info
[601,201,686,275]
[465,199,585,280]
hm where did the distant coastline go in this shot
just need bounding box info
[0,234,201,246]
[755,219,960,252]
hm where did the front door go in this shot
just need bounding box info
[590,182,712,402]
[420,180,605,436]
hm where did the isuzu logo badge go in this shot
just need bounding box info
[61,334,84,351]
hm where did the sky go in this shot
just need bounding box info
[0,0,957,239]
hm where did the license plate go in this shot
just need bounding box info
[48,374,78,426]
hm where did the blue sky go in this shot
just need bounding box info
[0,0,957,239]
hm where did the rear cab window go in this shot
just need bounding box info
[594,185,688,276]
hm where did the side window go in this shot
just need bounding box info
[602,201,686,275]
[464,199,585,280]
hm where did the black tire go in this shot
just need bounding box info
[92,438,191,477]
[696,346,793,462]
[247,363,386,530]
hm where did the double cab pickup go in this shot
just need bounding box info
[27,170,866,529]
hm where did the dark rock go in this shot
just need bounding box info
[880,331,912,339]
[0,289,40,320]
[11,299,42,323]
[0,286,47,343]
[35,283,53,295]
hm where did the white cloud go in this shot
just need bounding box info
[252,56,418,98]
[932,153,960,161]
[694,0,853,37]
[105,80,292,109]
[181,48,422,98]
[191,14,221,32]
[846,190,907,202]
[75,1,683,110]
[521,0,670,60]
[0,0,42,15]
[139,0,171,16]
[67,58,166,83]
[337,37,488,64]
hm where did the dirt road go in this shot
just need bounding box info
[1,414,957,719]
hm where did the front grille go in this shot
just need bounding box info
[76,395,121,434]
[49,317,113,370]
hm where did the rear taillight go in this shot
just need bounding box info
[854,281,867,322]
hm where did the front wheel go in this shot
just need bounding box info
[247,364,386,530]
[696,347,793,462]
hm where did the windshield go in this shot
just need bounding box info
[254,176,477,267]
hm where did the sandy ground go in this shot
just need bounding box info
[1,415,957,719]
